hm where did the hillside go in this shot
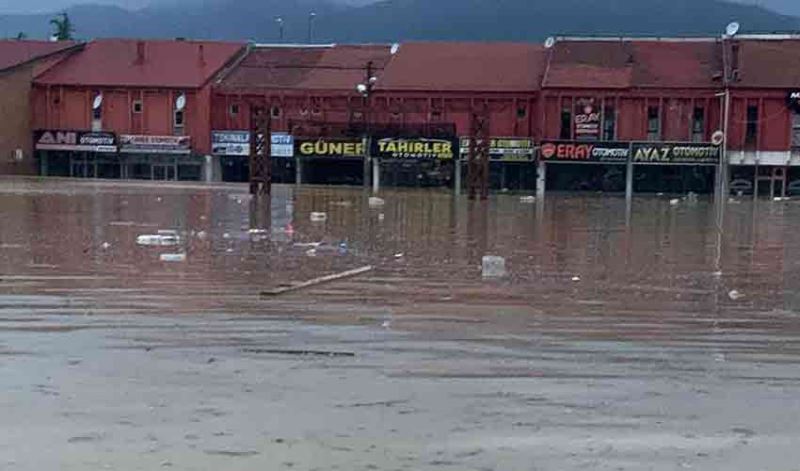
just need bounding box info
[1,0,798,42]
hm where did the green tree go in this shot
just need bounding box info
[49,12,74,41]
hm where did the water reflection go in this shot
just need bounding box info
[2,179,800,354]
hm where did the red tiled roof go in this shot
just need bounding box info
[376,42,545,92]
[35,39,245,88]
[544,39,721,89]
[216,45,393,93]
[0,40,77,71]
[733,40,800,88]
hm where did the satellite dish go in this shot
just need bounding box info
[390,43,400,55]
[92,93,103,110]
[711,130,725,146]
[725,21,740,37]
[544,37,556,49]
[175,93,186,111]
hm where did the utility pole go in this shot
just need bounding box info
[467,103,491,200]
[249,106,272,196]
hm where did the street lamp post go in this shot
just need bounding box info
[275,16,284,41]
[307,12,316,43]
[357,61,378,192]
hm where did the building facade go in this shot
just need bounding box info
[0,40,81,175]
[10,35,800,196]
[30,39,245,180]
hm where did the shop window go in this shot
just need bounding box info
[745,105,758,146]
[692,107,705,142]
[517,106,527,120]
[560,107,572,140]
[647,106,660,141]
[602,105,616,141]
[793,113,800,149]
[229,104,239,116]
[430,110,442,121]
[132,100,143,114]
[271,106,281,119]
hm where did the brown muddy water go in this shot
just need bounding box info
[2,177,800,470]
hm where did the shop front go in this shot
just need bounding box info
[118,135,200,181]
[295,137,366,186]
[539,140,629,192]
[631,142,720,194]
[213,131,297,183]
[460,137,536,191]
[371,136,458,188]
[35,130,119,178]
[539,140,720,195]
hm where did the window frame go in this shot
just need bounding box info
[745,105,759,146]
[692,106,705,142]
[646,105,661,141]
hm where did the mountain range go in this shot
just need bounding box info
[1,0,798,42]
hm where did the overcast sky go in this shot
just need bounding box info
[0,0,796,16]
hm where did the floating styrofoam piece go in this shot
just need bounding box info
[368,197,385,208]
[519,196,536,203]
[159,253,187,263]
[136,233,180,246]
[482,255,507,278]
[310,212,328,222]
[728,289,744,301]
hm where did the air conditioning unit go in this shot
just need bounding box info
[13,148,23,162]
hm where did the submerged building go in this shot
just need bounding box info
[2,34,799,196]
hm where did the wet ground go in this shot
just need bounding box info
[2,177,800,470]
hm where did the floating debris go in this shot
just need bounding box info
[482,255,507,278]
[728,289,744,301]
[136,230,181,247]
[368,197,385,208]
[310,212,328,222]
[519,196,536,203]
[261,265,374,296]
[669,199,681,206]
[159,253,186,263]
[571,276,581,282]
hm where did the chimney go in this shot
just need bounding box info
[198,44,206,67]
[135,41,145,65]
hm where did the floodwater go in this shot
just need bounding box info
[2,177,800,470]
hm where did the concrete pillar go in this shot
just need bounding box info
[372,158,380,194]
[454,159,462,196]
[295,157,303,185]
[40,152,49,176]
[202,155,222,182]
[363,156,371,189]
[625,158,634,202]
[536,160,546,198]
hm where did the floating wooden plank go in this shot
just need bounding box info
[260,265,374,296]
